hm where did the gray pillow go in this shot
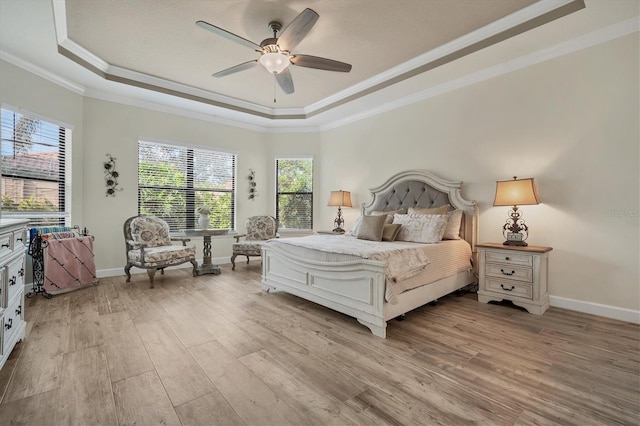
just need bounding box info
[356,215,387,241]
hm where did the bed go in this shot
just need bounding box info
[261,170,478,338]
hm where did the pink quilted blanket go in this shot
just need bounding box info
[44,236,98,294]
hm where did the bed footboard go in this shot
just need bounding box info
[262,244,389,337]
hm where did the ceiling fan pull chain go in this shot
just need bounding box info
[273,78,277,103]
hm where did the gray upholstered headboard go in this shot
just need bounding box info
[362,170,478,252]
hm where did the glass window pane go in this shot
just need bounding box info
[276,158,313,230]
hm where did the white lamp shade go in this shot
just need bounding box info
[260,52,290,74]
[328,190,352,207]
[493,178,540,206]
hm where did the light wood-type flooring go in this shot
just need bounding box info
[0,262,638,425]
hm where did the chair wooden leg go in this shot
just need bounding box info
[231,254,237,270]
[245,256,250,264]
[147,268,156,288]
[125,264,132,283]
[190,259,198,277]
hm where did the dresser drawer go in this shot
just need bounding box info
[2,293,24,353]
[485,277,533,299]
[486,264,533,283]
[0,233,12,259]
[5,256,25,305]
[0,270,5,309]
[12,228,26,252]
[485,250,533,267]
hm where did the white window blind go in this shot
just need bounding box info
[276,157,313,230]
[138,140,236,231]
[1,108,68,226]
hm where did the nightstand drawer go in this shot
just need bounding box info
[485,251,533,267]
[486,264,533,282]
[485,277,533,299]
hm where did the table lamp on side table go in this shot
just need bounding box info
[493,176,540,246]
[328,190,352,233]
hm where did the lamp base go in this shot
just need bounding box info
[503,240,528,247]
[332,227,346,234]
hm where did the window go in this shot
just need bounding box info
[138,140,236,231]
[1,108,69,226]
[276,157,313,230]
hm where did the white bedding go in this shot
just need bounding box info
[266,236,472,304]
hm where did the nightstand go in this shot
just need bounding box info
[477,243,552,315]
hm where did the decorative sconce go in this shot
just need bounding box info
[327,190,352,233]
[104,154,122,197]
[248,169,257,200]
[493,176,540,246]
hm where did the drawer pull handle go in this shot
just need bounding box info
[505,257,510,260]
[16,237,23,242]
[1,243,9,248]
[16,305,22,315]
[501,284,515,291]
[500,269,515,276]
[9,276,16,286]
[4,318,12,330]
[19,268,24,277]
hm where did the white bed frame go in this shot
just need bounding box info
[262,170,478,338]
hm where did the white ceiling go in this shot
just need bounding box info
[0,0,638,131]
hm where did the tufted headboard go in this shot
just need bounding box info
[362,170,478,252]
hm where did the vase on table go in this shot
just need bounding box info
[198,214,210,229]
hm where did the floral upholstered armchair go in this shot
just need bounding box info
[231,215,278,270]
[124,215,197,288]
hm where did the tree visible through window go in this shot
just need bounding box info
[1,108,68,226]
[138,140,236,231]
[276,157,313,230]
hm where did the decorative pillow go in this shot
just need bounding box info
[442,209,463,240]
[350,216,363,235]
[381,224,402,242]
[355,215,387,241]
[371,209,406,224]
[393,214,448,243]
[408,205,450,215]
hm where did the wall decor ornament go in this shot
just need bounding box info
[104,154,122,196]
[248,169,258,200]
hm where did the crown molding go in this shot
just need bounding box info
[321,16,639,131]
[0,50,85,95]
[49,0,584,122]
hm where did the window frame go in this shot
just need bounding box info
[137,139,237,232]
[275,156,314,231]
[1,106,70,226]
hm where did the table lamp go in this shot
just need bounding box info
[493,176,540,246]
[328,190,352,233]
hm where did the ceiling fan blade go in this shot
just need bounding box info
[275,68,295,94]
[196,20,261,50]
[213,60,259,77]
[290,54,352,72]
[277,8,319,52]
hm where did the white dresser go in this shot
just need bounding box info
[477,242,552,315]
[0,219,28,371]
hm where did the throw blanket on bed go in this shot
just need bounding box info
[44,236,98,294]
[269,235,431,284]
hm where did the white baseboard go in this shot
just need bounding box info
[96,256,231,278]
[550,295,640,324]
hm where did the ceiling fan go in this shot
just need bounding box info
[196,8,352,96]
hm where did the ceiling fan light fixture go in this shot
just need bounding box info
[259,47,290,74]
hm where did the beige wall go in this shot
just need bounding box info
[0,29,637,313]
[319,33,639,311]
